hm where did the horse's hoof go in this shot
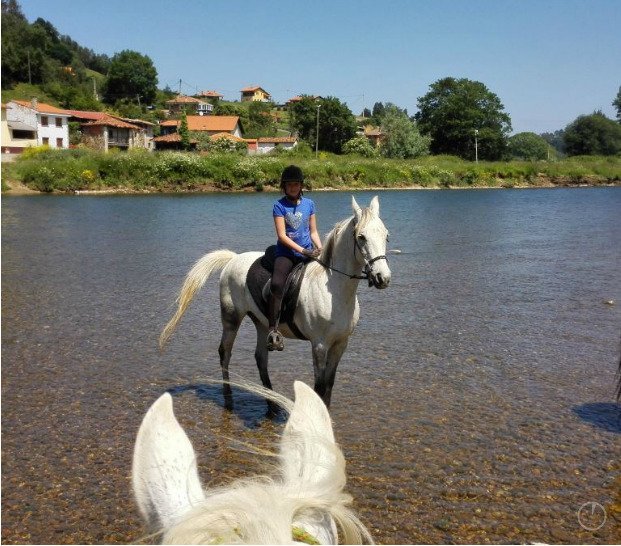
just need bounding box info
[267,330,284,351]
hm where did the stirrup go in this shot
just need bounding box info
[267,329,284,351]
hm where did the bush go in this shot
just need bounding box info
[342,136,378,158]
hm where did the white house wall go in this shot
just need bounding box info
[37,115,69,148]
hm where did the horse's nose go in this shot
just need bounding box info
[376,273,390,288]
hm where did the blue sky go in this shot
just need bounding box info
[17,0,621,134]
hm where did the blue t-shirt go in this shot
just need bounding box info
[273,196,316,258]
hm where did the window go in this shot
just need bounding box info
[42,137,49,145]
[12,130,36,140]
[56,138,63,148]
[41,116,49,127]
[55,118,63,128]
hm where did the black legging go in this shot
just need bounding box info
[268,255,305,328]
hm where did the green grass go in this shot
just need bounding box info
[2,147,619,193]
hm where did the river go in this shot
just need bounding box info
[2,187,620,544]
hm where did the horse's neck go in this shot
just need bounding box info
[328,224,363,298]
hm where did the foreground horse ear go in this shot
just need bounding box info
[280,381,344,488]
[132,393,205,532]
[369,195,380,215]
[351,196,362,221]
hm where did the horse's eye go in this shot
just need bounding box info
[357,234,366,242]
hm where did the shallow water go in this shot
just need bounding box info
[2,188,620,544]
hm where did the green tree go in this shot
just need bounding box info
[541,129,565,156]
[507,132,551,160]
[613,86,621,123]
[179,111,190,150]
[244,101,277,138]
[380,106,430,159]
[415,77,512,160]
[289,96,356,153]
[563,111,621,156]
[342,135,378,157]
[103,50,157,105]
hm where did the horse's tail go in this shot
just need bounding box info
[159,250,237,349]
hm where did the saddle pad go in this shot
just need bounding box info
[246,246,308,340]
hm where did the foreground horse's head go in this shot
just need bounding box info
[351,196,391,289]
[132,381,373,544]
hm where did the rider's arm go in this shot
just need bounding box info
[309,214,322,251]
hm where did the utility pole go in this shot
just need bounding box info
[178,79,182,95]
[315,104,321,158]
[136,94,141,107]
[474,129,479,164]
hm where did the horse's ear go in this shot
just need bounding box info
[279,381,344,489]
[132,393,205,532]
[351,195,362,221]
[369,195,380,215]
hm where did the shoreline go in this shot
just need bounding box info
[3,179,619,196]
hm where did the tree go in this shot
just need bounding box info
[179,111,190,150]
[342,136,378,157]
[415,77,512,160]
[289,96,356,153]
[104,50,157,105]
[380,106,430,159]
[507,132,551,160]
[563,111,621,156]
[244,101,276,138]
[613,86,621,123]
[540,129,565,156]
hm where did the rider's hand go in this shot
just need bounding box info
[302,248,321,258]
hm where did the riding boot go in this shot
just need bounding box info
[267,292,284,351]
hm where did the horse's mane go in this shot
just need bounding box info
[153,380,373,545]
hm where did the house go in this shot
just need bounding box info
[2,103,37,154]
[81,115,152,152]
[195,90,224,104]
[256,136,298,155]
[286,95,322,108]
[166,95,213,116]
[152,132,197,151]
[160,116,243,138]
[362,125,385,148]
[64,109,108,123]
[240,86,271,103]
[4,99,70,151]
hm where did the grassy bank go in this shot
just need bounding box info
[2,147,620,193]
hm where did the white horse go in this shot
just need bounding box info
[132,381,374,544]
[160,196,391,408]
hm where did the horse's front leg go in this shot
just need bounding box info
[321,339,349,408]
[311,341,330,406]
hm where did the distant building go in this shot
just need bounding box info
[81,115,153,152]
[3,99,70,152]
[256,136,298,155]
[195,90,224,104]
[160,116,243,138]
[166,95,213,116]
[240,86,271,102]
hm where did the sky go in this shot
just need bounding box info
[17,0,621,134]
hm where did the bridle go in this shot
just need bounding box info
[312,218,387,284]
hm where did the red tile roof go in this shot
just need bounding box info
[166,95,205,104]
[197,90,223,98]
[83,115,142,129]
[11,99,69,115]
[64,109,107,121]
[152,133,197,143]
[241,86,270,95]
[161,116,240,132]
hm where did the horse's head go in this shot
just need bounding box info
[132,381,372,544]
[352,196,391,289]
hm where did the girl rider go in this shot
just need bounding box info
[267,165,322,351]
